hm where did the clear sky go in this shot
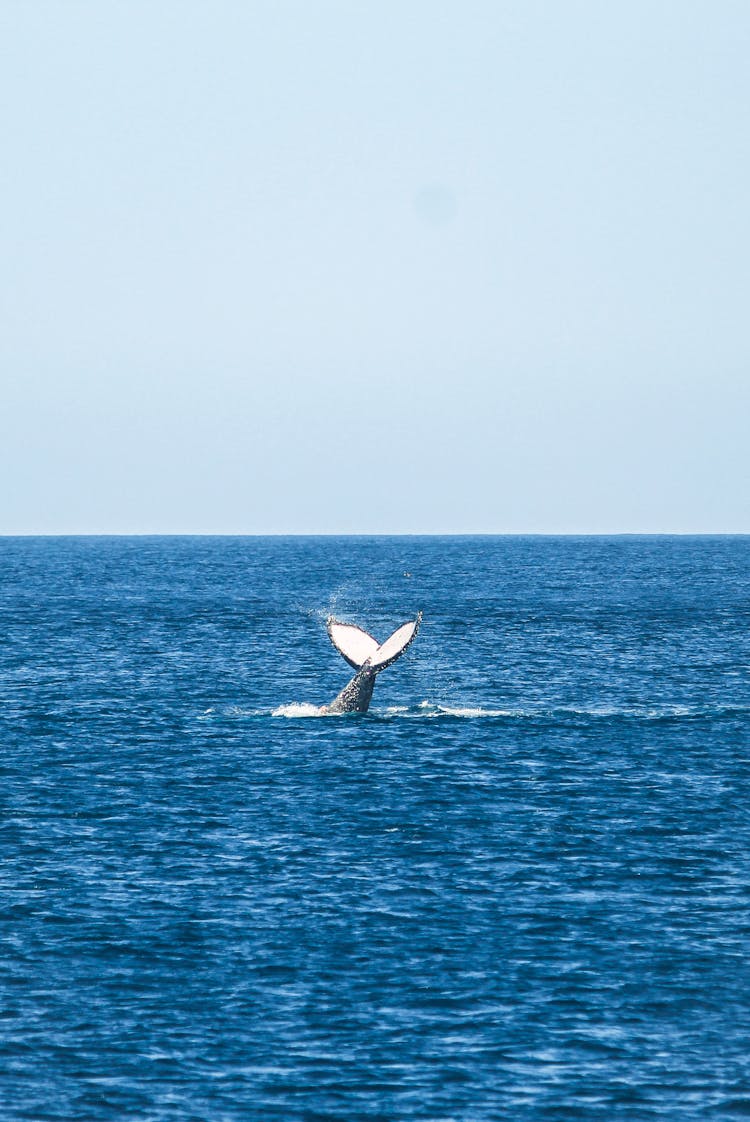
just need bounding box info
[2,1,748,533]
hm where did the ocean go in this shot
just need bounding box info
[1,535,749,1120]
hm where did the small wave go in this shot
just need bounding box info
[383,701,519,719]
[550,703,750,722]
[553,704,696,720]
[380,701,749,721]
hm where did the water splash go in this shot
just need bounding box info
[272,702,324,718]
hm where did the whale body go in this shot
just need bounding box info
[321,612,422,714]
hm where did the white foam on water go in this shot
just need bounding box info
[271,702,324,718]
[435,705,519,718]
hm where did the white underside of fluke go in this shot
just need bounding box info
[327,613,422,672]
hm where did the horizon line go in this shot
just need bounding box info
[1,530,749,539]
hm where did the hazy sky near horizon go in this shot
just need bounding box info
[2,1,749,533]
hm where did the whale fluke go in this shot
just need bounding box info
[322,612,422,714]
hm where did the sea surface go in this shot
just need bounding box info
[2,535,750,1121]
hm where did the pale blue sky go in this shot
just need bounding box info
[2,1,748,533]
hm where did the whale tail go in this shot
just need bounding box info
[327,612,422,673]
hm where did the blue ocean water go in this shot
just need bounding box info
[2,535,750,1121]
